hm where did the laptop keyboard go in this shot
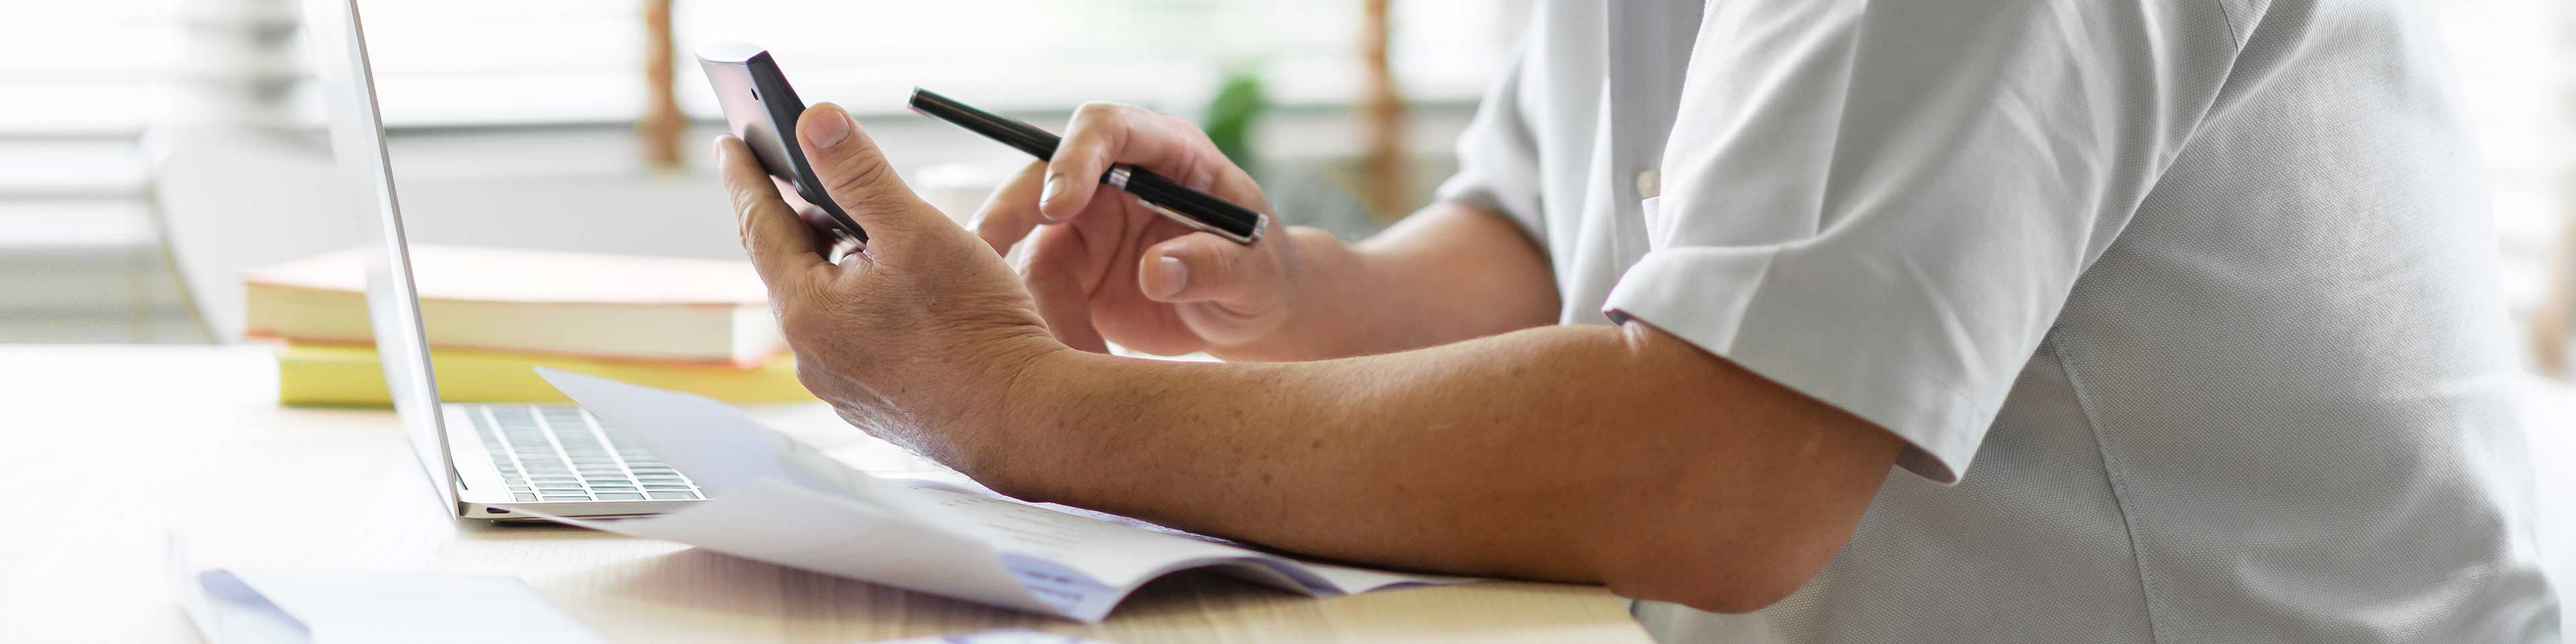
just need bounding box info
[465,405,706,503]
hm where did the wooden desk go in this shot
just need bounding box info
[0,345,1653,643]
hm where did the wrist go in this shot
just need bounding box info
[952,337,1085,498]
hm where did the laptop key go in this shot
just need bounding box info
[592,493,645,500]
[513,492,537,502]
[647,491,699,500]
[539,496,590,501]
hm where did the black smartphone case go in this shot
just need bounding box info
[697,45,865,242]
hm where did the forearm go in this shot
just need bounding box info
[1214,202,1558,361]
[979,323,1900,608]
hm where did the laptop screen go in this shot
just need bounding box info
[303,0,457,511]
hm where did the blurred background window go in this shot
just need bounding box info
[0,0,302,343]
[0,0,2568,381]
[350,0,1517,127]
[0,0,1524,343]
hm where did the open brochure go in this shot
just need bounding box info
[517,368,1470,623]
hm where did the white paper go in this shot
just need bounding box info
[526,368,1471,622]
[170,536,604,644]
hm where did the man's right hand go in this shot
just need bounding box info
[971,102,1304,357]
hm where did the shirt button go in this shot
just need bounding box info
[1634,170,1660,199]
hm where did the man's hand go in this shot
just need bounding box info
[716,105,1896,614]
[971,103,1308,357]
[716,103,1064,468]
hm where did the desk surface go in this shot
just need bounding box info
[0,345,1653,643]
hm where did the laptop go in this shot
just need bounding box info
[303,0,705,521]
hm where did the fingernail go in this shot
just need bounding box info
[808,107,851,149]
[1037,175,1071,223]
[1148,254,1187,299]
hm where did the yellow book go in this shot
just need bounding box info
[245,246,783,367]
[276,342,814,407]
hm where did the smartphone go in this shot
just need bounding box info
[695,42,864,243]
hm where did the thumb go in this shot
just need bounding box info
[796,103,938,239]
[1139,233,1286,306]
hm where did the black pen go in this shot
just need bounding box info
[907,88,1269,245]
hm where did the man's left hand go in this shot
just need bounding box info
[714,103,1065,470]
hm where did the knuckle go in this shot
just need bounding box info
[823,156,909,213]
[1201,251,1242,284]
[730,201,754,227]
[1068,103,1148,151]
[773,304,812,341]
[1072,101,1130,125]
[771,290,830,341]
[724,180,761,215]
[1162,112,1209,140]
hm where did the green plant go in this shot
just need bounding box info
[1201,68,1270,177]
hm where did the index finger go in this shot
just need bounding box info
[715,134,827,288]
[973,161,1049,256]
[1038,103,1227,222]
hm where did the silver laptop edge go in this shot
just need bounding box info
[303,0,698,520]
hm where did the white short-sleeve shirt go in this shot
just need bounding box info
[1434,0,2560,641]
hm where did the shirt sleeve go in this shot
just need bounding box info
[1605,0,2239,483]
[1431,31,1548,242]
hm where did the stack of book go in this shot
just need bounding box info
[244,245,813,406]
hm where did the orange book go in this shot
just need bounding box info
[244,245,783,367]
